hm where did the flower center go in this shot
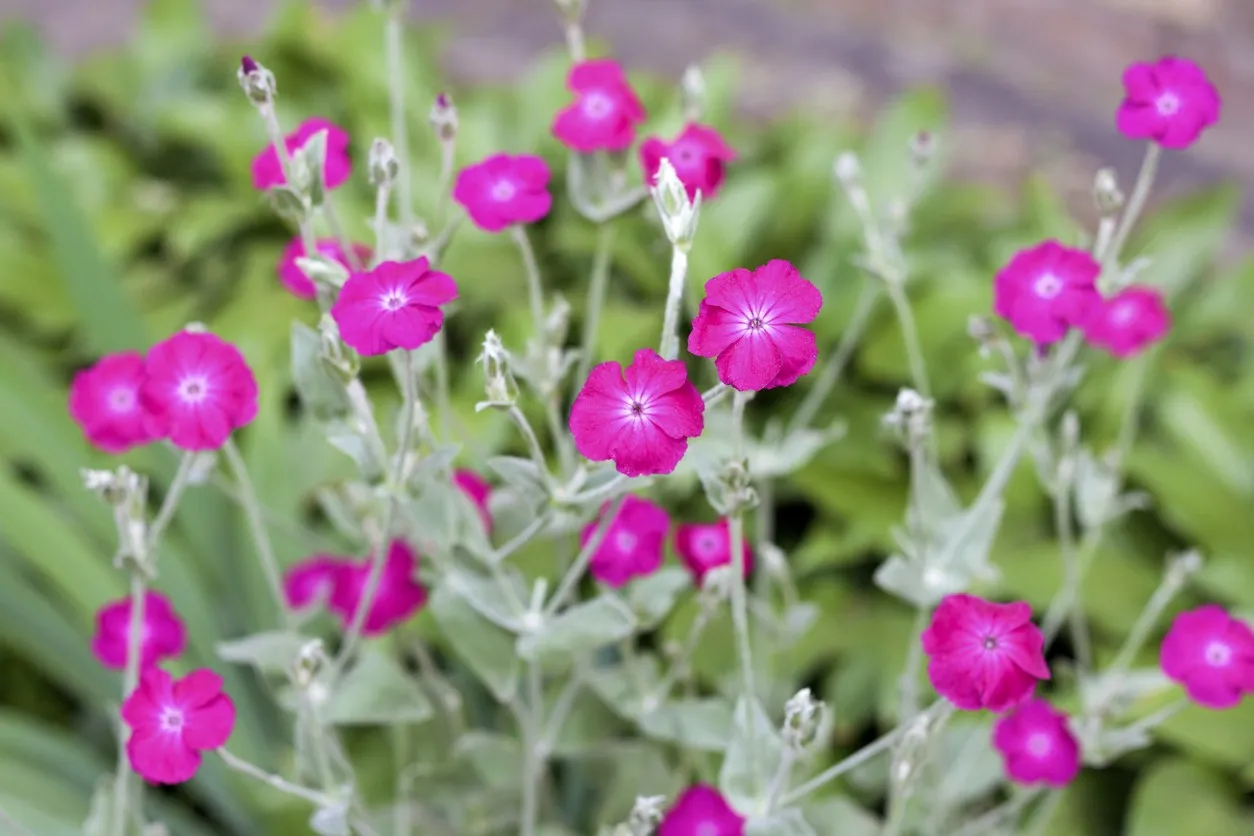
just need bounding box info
[1155,91,1181,116]
[380,288,409,312]
[983,635,999,651]
[695,823,719,836]
[1110,301,1137,326]
[628,399,647,418]
[582,91,613,119]
[697,533,721,557]
[490,180,517,201]
[614,531,639,553]
[1025,732,1052,758]
[107,387,137,413]
[675,145,698,165]
[1205,640,1232,667]
[177,375,210,404]
[159,707,185,732]
[1032,273,1063,300]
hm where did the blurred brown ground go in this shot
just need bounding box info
[1,0,1251,242]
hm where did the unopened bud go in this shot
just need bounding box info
[833,151,861,188]
[625,794,667,835]
[699,564,735,603]
[237,55,276,104]
[544,295,572,346]
[294,639,327,687]
[476,330,518,411]
[783,688,823,749]
[368,137,399,187]
[429,93,458,143]
[681,64,706,121]
[82,466,143,506]
[1093,167,1124,215]
[650,158,701,250]
[1166,549,1204,590]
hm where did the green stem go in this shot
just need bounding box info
[545,492,628,617]
[575,222,616,385]
[658,244,691,361]
[222,438,290,628]
[110,571,146,836]
[511,225,547,338]
[790,282,880,432]
[1020,790,1063,836]
[508,406,554,489]
[884,281,931,400]
[897,606,929,723]
[763,748,798,814]
[323,198,363,270]
[1100,143,1161,271]
[372,178,392,264]
[646,605,715,706]
[727,391,759,787]
[951,789,1045,836]
[384,10,414,231]
[778,723,908,806]
[1106,570,1184,682]
[1053,473,1092,671]
[520,661,545,836]
[219,748,330,806]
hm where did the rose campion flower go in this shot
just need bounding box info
[331,258,458,356]
[452,154,553,233]
[1160,605,1254,709]
[1082,285,1171,359]
[993,240,1101,345]
[640,123,737,200]
[277,236,372,300]
[569,348,704,478]
[69,351,158,454]
[582,495,669,588]
[122,668,235,785]
[329,540,428,636]
[992,699,1081,788]
[658,784,744,836]
[921,593,1051,712]
[91,591,186,671]
[453,469,494,534]
[675,519,753,583]
[687,260,823,391]
[140,331,259,452]
[251,117,353,191]
[552,58,646,153]
[1116,56,1221,149]
[283,555,346,610]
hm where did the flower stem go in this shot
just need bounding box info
[147,451,197,552]
[323,198,363,271]
[219,748,331,806]
[222,438,290,628]
[951,788,1045,836]
[545,492,628,617]
[1053,470,1092,671]
[1100,143,1161,271]
[727,391,759,789]
[520,660,545,836]
[791,282,880,433]
[778,723,906,807]
[384,8,414,231]
[575,222,617,386]
[1106,569,1184,681]
[884,280,931,400]
[511,225,547,339]
[763,747,798,814]
[508,405,554,489]
[110,571,146,836]
[658,245,691,361]
[897,605,929,723]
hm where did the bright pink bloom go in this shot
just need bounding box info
[993,240,1102,345]
[1160,605,1254,709]
[329,540,428,636]
[453,469,494,533]
[992,699,1081,788]
[69,352,157,454]
[278,236,372,300]
[569,348,705,478]
[91,591,186,671]
[688,260,823,391]
[140,331,258,452]
[921,594,1051,712]
[552,59,646,153]
[330,258,457,356]
[640,123,737,200]
[1116,56,1221,149]
[674,519,753,584]
[251,117,353,191]
[452,154,553,233]
[582,495,670,588]
[658,784,744,836]
[1082,285,1171,359]
[284,555,346,610]
[122,668,235,785]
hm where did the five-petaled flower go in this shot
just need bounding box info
[251,117,353,191]
[658,784,745,836]
[688,259,823,391]
[453,154,554,233]
[992,699,1081,788]
[1082,285,1171,359]
[331,258,458,356]
[122,668,235,785]
[583,495,670,588]
[640,123,737,201]
[552,59,646,153]
[1116,56,1221,150]
[140,331,259,452]
[993,240,1102,345]
[675,519,753,584]
[921,593,1051,712]
[69,351,158,454]
[91,591,187,671]
[329,540,428,636]
[1160,604,1254,709]
[278,236,372,300]
[569,348,705,477]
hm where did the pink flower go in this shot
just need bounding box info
[658,784,744,836]
[582,495,670,588]
[1082,285,1171,359]
[251,117,353,191]
[453,469,494,534]
[452,154,553,233]
[140,331,259,452]
[569,348,705,478]
[331,258,457,356]
[329,540,428,636]
[1160,605,1254,709]
[278,236,372,300]
[284,555,346,610]
[122,668,235,785]
[687,260,823,391]
[1116,56,1221,149]
[674,519,753,584]
[91,591,186,671]
[993,241,1102,345]
[992,699,1081,788]
[552,59,646,153]
[69,352,158,454]
[921,594,1051,712]
[640,123,737,200]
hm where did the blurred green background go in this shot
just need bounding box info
[0,0,1252,833]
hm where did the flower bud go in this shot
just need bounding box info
[368,137,399,187]
[237,55,276,104]
[681,64,706,121]
[1165,549,1204,590]
[82,466,143,506]
[624,795,667,836]
[1093,167,1125,215]
[650,157,701,251]
[476,330,519,412]
[783,687,823,749]
[429,93,458,143]
[293,638,327,688]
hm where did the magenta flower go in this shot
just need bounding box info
[674,519,753,584]
[1116,56,1221,149]
[452,154,553,233]
[640,123,737,200]
[1160,605,1254,709]
[122,668,235,785]
[330,258,458,356]
[453,469,494,534]
[688,260,823,391]
[993,240,1102,345]
[1081,285,1171,359]
[582,495,670,588]
[569,348,705,478]
[251,117,353,191]
[140,331,259,452]
[992,699,1081,788]
[283,555,346,610]
[69,351,158,454]
[552,59,646,153]
[921,594,1051,712]
[658,784,744,836]
[91,591,186,671]
[278,236,372,300]
[329,540,428,637]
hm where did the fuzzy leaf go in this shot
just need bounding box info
[325,647,433,726]
[517,596,637,664]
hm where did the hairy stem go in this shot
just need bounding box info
[110,572,146,836]
[520,661,545,836]
[223,439,290,628]
[219,748,331,806]
[884,280,931,401]
[545,492,628,617]
[575,222,617,385]
[778,723,907,806]
[385,9,414,231]
[658,245,691,361]
[791,282,880,432]
[727,391,759,789]
[511,225,547,338]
